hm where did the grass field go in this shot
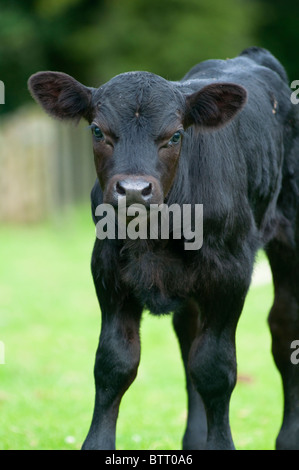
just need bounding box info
[0,205,283,450]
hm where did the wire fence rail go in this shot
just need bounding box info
[0,107,96,223]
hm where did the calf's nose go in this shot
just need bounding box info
[115,178,153,206]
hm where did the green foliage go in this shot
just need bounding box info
[83,0,259,83]
[0,0,259,114]
[254,0,299,81]
[2,0,297,115]
[0,0,103,113]
[0,3,45,112]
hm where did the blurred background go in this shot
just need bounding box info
[0,0,298,221]
[0,0,297,450]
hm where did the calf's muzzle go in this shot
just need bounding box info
[104,174,163,207]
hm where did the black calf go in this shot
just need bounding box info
[28,46,299,450]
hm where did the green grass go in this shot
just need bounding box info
[0,205,282,450]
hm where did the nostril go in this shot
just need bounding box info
[141,183,152,197]
[115,181,126,196]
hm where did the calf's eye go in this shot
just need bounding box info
[169,131,182,146]
[93,126,105,141]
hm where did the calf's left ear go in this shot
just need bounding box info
[183,82,247,130]
[28,71,94,122]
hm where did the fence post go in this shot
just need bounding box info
[0,107,96,222]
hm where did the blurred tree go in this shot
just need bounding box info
[0,0,104,114]
[0,0,260,115]
[254,0,299,82]
[78,0,259,85]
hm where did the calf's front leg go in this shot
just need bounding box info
[173,301,207,449]
[82,285,142,450]
[189,261,252,450]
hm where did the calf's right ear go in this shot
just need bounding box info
[28,71,94,122]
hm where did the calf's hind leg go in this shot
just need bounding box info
[266,236,299,450]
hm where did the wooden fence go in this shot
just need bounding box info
[0,107,96,222]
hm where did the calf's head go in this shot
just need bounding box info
[28,71,247,207]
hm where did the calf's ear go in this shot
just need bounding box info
[183,82,247,130]
[28,71,94,122]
